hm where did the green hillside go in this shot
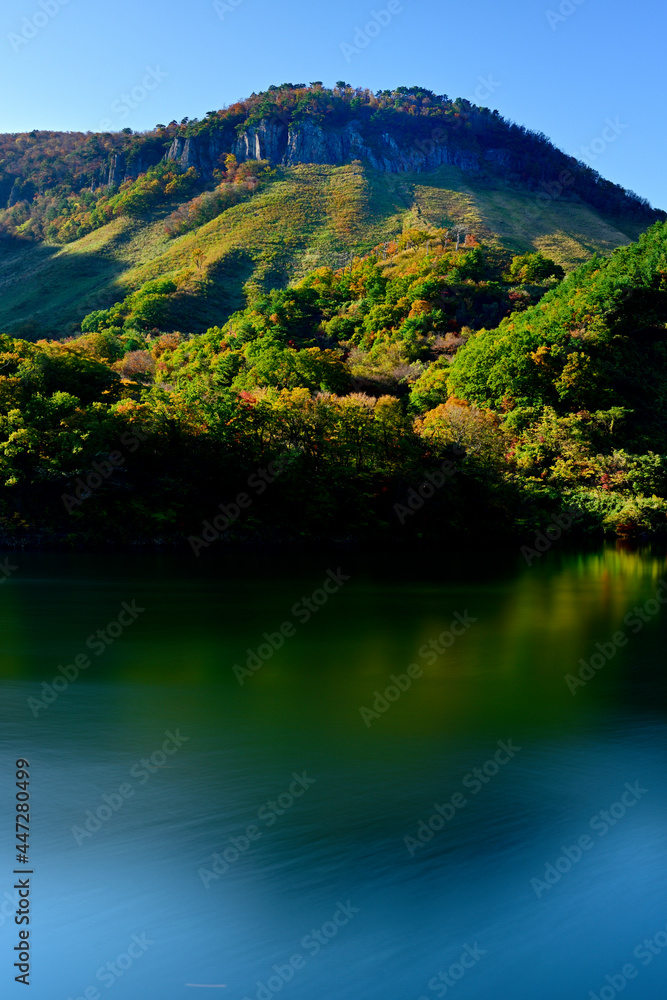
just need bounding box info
[0,162,650,340]
[0,209,666,547]
[1,82,665,547]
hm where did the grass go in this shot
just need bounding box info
[0,162,651,339]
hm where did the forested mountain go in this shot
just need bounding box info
[1,84,661,240]
[0,84,665,547]
[0,83,663,342]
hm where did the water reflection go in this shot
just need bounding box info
[0,545,665,999]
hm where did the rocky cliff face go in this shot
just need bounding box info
[107,152,162,187]
[107,154,128,188]
[164,118,509,179]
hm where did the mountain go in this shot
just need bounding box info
[1,82,667,547]
[0,84,663,340]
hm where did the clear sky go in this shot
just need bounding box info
[1,0,664,207]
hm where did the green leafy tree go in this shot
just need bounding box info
[504,252,565,284]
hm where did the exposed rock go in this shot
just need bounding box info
[234,121,288,164]
[107,154,127,188]
[164,118,496,180]
[107,151,165,188]
[484,148,512,168]
[282,121,365,167]
[108,154,146,187]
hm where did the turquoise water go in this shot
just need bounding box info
[1,546,666,999]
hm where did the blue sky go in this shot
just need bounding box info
[1,0,664,207]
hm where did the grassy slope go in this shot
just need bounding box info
[0,162,649,339]
[0,209,176,338]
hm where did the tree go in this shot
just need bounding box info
[505,252,565,284]
[415,397,505,471]
[409,360,449,412]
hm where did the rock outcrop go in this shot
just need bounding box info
[107,152,162,187]
[164,118,508,180]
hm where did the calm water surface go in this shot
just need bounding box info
[1,546,666,1000]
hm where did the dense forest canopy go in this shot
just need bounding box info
[1,217,667,546]
[1,83,665,547]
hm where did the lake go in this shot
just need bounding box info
[1,545,666,1000]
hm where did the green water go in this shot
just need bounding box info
[1,545,666,1000]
